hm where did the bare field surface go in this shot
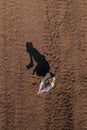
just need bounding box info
[0,0,87,130]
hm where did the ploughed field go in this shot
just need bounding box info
[0,0,87,130]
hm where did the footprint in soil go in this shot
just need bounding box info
[26,42,50,77]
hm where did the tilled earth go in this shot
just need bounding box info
[0,0,87,130]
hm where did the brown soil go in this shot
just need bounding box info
[0,0,87,130]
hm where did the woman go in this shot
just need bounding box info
[37,72,56,95]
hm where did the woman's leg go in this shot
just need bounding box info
[37,89,45,95]
[39,81,44,91]
[37,81,45,95]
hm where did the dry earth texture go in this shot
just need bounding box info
[0,0,87,130]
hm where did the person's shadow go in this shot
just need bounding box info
[26,42,50,77]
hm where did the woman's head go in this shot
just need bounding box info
[48,78,54,88]
[48,78,52,84]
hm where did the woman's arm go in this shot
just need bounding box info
[51,77,56,87]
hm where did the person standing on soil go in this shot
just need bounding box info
[37,72,56,95]
[26,42,55,94]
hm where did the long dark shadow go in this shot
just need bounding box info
[26,42,50,77]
